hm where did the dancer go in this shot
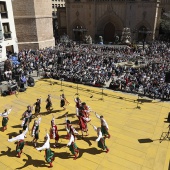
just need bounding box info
[94,112,110,138]
[82,102,91,118]
[36,131,55,168]
[74,96,81,109]
[21,113,30,137]
[46,94,52,113]
[67,134,79,160]
[65,115,79,139]
[31,116,41,147]
[91,124,109,153]
[0,106,12,132]
[78,107,91,138]
[22,105,33,123]
[33,98,41,117]
[8,127,28,158]
[50,115,59,147]
[60,93,69,110]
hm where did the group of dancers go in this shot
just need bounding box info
[0,94,110,168]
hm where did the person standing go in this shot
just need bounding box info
[60,93,69,110]
[34,98,41,117]
[31,116,41,147]
[8,128,28,158]
[46,94,52,113]
[94,112,110,139]
[50,116,59,148]
[0,106,12,132]
[36,132,55,168]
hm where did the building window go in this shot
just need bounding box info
[0,1,8,18]
[55,4,57,8]
[52,4,54,8]
[58,4,60,7]
[3,23,11,40]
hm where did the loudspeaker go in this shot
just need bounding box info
[58,57,63,65]
[165,72,170,83]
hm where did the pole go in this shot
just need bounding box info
[75,83,79,95]
[60,79,63,91]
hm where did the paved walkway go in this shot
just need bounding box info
[0,79,170,170]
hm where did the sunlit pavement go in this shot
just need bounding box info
[0,79,170,170]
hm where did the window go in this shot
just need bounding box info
[58,4,60,7]
[52,4,54,8]
[2,23,11,40]
[55,4,57,8]
[0,2,8,18]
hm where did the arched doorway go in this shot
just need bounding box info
[104,22,115,42]
[138,26,147,41]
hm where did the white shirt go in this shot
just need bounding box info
[36,133,50,151]
[93,126,103,142]
[0,108,12,117]
[67,134,74,146]
[95,113,109,129]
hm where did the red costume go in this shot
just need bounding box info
[50,124,59,141]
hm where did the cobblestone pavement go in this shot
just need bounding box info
[0,79,170,170]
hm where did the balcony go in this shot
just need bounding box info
[4,32,12,40]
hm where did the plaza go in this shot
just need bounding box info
[0,79,169,170]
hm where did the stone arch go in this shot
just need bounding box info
[134,21,152,41]
[96,13,124,41]
[70,19,86,41]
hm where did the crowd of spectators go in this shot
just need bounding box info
[1,41,170,99]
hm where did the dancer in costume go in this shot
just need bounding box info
[0,106,12,132]
[82,102,91,118]
[36,132,55,168]
[94,112,110,139]
[8,127,28,158]
[31,116,41,147]
[60,94,69,110]
[65,115,79,139]
[78,107,91,138]
[22,105,33,123]
[33,98,41,117]
[74,96,81,109]
[46,94,52,113]
[21,113,30,137]
[50,115,59,147]
[91,124,109,153]
[67,134,79,160]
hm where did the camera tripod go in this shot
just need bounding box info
[159,125,170,143]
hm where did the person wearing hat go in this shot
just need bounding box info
[21,113,30,137]
[91,124,109,153]
[8,127,28,158]
[31,116,41,147]
[50,115,59,148]
[65,115,79,139]
[46,94,52,113]
[0,106,12,132]
[36,132,55,168]
[67,134,79,160]
[94,112,110,139]
[22,105,33,123]
[33,98,41,117]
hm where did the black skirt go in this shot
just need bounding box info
[60,99,65,107]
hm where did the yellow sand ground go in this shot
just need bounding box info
[0,79,170,170]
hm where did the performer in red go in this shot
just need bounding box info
[91,124,109,153]
[82,102,91,118]
[36,132,55,168]
[50,115,59,147]
[74,96,81,109]
[94,112,110,139]
[78,107,91,138]
[0,106,12,132]
[8,128,28,158]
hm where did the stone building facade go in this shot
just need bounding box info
[64,0,170,43]
[12,0,55,50]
